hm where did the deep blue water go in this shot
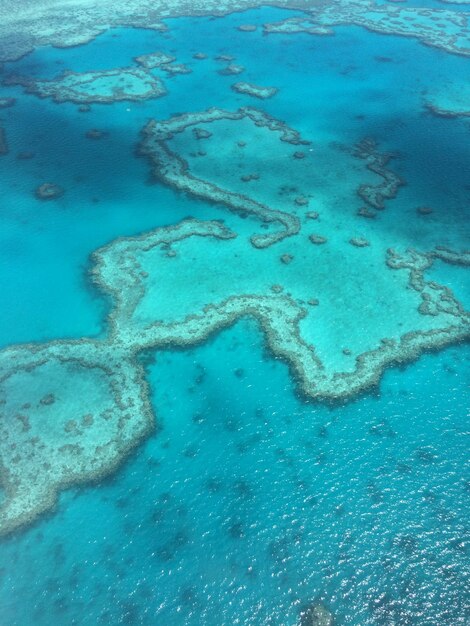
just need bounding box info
[0,5,469,625]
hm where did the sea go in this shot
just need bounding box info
[0,4,469,625]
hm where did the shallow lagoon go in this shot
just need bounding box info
[0,4,469,625]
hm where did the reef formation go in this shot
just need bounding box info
[424,81,470,118]
[353,138,404,213]
[300,602,334,626]
[0,96,15,108]
[134,50,176,69]
[219,63,245,76]
[0,0,469,541]
[231,81,279,99]
[1,212,468,536]
[263,2,470,58]
[35,183,64,200]
[0,128,7,155]
[3,67,166,104]
[1,0,468,64]
[0,341,154,537]
[138,106,309,248]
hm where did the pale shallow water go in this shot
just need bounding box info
[0,5,469,625]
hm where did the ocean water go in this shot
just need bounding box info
[0,4,469,625]
[1,326,469,626]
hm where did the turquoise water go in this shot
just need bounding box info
[2,12,469,346]
[0,5,469,625]
[1,327,469,625]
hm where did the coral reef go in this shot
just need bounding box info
[0,0,467,65]
[231,81,278,99]
[92,224,470,410]
[263,1,470,58]
[349,237,370,247]
[0,217,468,536]
[193,127,212,140]
[0,96,15,108]
[140,106,309,148]
[240,173,259,182]
[137,106,309,247]
[425,102,470,118]
[0,0,469,542]
[357,207,376,219]
[424,82,470,118]
[299,602,334,626]
[433,246,470,267]
[417,206,433,215]
[353,138,404,210]
[0,342,153,537]
[162,63,192,75]
[35,183,64,200]
[4,67,166,104]
[386,247,469,318]
[309,234,327,244]
[238,24,257,32]
[85,129,108,140]
[134,50,175,68]
[218,63,245,75]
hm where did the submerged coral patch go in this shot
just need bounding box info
[353,138,404,210]
[299,602,334,626]
[349,237,370,247]
[35,183,64,200]
[0,97,15,108]
[218,63,245,75]
[85,128,108,140]
[231,81,278,99]
[134,50,176,68]
[4,67,166,104]
[162,63,192,75]
[237,24,257,32]
[309,234,327,244]
[0,128,8,155]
